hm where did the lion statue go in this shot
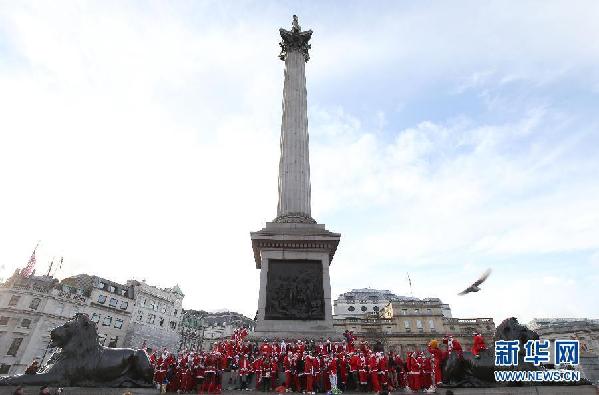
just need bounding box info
[442,317,543,387]
[0,313,153,387]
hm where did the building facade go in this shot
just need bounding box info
[333,296,494,355]
[0,271,185,374]
[333,288,452,319]
[61,274,135,349]
[0,272,87,375]
[528,318,599,355]
[124,280,184,352]
[179,310,255,352]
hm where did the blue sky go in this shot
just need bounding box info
[0,1,598,325]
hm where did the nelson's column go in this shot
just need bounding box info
[250,16,341,339]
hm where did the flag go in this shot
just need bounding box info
[21,243,38,278]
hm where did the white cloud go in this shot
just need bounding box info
[0,1,598,324]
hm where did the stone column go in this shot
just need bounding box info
[275,16,315,224]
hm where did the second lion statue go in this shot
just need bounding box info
[0,313,154,387]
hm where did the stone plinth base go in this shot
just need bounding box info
[250,221,341,341]
[249,328,342,341]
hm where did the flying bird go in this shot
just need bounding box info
[458,268,492,295]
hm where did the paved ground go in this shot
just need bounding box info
[0,387,597,395]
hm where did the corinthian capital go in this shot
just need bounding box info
[279,15,312,62]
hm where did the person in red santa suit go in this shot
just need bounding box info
[349,352,360,391]
[261,356,272,393]
[427,340,443,386]
[421,352,432,390]
[311,354,321,393]
[358,352,368,392]
[153,349,167,386]
[192,353,205,393]
[204,352,217,394]
[239,354,250,391]
[328,355,338,391]
[406,351,421,391]
[253,355,263,391]
[443,335,464,359]
[368,352,381,394]
[270,355,279,390]
[284,351,294,392]
[338,353,348,391]
[471,332,487,359]
[393,352,406,389]
[304,353,315,395]
[378,352,389,390]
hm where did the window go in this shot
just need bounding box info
[417,320,423,331]
[427,308,432,314]
[108,285,116,293]
[97,295,107,304]
[102,316,112,326]
[404,320,411,331]
[98,281,105,289]
[137,311,143,321]
[174,310,177,316]
[6,338,23,356]
[120,289,127,297]
[401,309,407,315]
[429,320,435,330]
[141,298,147,307]
[120,301,128,310]
[0,364,10,374]
[108,336,118,348]
[161,305,167,314]
[153,303,159,312]
[114,319,123,329]
[8,295,20,307]
[414,308,420,314]
[91,313,100,323]
[159,317,164,327]
[373,306,379,312]
[348,306,355,312]
[361,306,367,312]
[29,298,41,310]
[98,334,106,346]
[20,319,31,329]
[0,316,9,326]
[109,298,118,308]
[146,314,155,324]
[170,321,177,330]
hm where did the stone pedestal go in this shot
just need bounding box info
[250,222,340,339]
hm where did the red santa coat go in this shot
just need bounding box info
[239,356,250,375]
[407,353,421,391]
[349,354,360,372]
[472,334,487,357]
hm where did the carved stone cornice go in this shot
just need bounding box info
[279,15,312,62]
[272,212,317,224]
[251,237,339,269]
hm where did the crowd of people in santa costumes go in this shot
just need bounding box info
[147,328,486,394]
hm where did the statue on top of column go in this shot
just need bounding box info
[279,15,313,62]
